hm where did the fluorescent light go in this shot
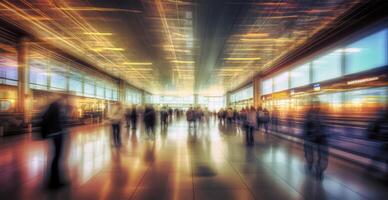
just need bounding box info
[171,60,194,64]
[224,57,261,61]
[83,32,113,36]
[123,62,153,65]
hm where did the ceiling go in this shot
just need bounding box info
[0,0,362,96]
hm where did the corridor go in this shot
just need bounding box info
[0,118,387,200]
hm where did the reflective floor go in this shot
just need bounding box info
[0,118,387,200]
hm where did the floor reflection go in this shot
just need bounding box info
[0,118,387,199]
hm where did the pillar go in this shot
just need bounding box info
[119,80,126,105]
[253,76,261,108]
[16,37,31,126]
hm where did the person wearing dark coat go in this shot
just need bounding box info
[303,104,328,180]
[41,96,71,189]
[144,106,156,139]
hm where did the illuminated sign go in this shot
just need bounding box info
[347,77,379,85]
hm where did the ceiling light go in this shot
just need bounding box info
[224,57,261,61]
[83,32,113,36]
[123,62,153,65]
[243,33,269,37]
[91,47,125,51]
[172,60,194,64]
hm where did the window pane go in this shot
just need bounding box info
[345,29,387,74]
[312,50,341,83]
[262,79,273,95]
[105,88,112,100]
[112,89,118,100]
[0,53,18,86]
[96,85,105,98]
[290,63,310,88]
[50,70,67,91]
[273,72,289,92]
[29,60,48,90]
[69,78,82,95]
[84,82,95,97]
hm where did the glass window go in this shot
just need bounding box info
[96,85,105,99]
[105,88,112,100]
[273,72,289,92]
[345,29,387,74]
[312,50,342,83]
[262,79,273,95]
[69,78,82,95]
[290,63,310,88]
[84,81,95,97]
[112,89,118,101]
[29,60,48,90]
[0,54,18,86]
[50,66,67,91]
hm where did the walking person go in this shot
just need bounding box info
[246,106,257,146]
[144,105,156,140]
[257,106,264,131]
[130,106,138,129]
[367,108,388,177]
[263,108,270,134]
[40,94,72,189]
[109,104,123,147]
[303,102,328,180]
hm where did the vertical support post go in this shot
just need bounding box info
[253,76,261,108]
[119,80,126,105]
[225,92,230,107]
[194,94,198,106]
[16,37,31,127]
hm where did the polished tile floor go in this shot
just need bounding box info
[0,117,387,200]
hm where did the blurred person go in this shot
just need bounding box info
[239,108,248,132]
[186,107,195,128]
[271,107,279,132]
[222,108,227,124]
[246,106,257,146]
[203,108,210,125]
[40,94,73,189]
[168,107,173,122]
[367,109,388,175]
[130,105,138,129]
[233,109,239,123]
[303,102,328,180]
[218,108,224,124]
[263,108,270,134]
[226,108,234,126]
[144,105,156,139]
[109,103,123,147]
[257,106,264,131]
[160,106,169,128]
[125,107,131,128]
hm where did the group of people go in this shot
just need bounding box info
[216,104,328,179]
[186,107,211,128]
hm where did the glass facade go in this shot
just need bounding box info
[273,72,289,92]
[0,53,18,86]
[262,28,388,96]
[126,87,142,104]
[198,96,225,111]
[27,51,125,101]
[230,85,253,103]
[262,79,273,95]
[290,63,310,88]
[345,29,387,75]
[312,50,342,83]
[29,60,48,90]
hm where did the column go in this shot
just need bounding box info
[16,37,31,126]
[253,76,261,108]
[119,80,126,104]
